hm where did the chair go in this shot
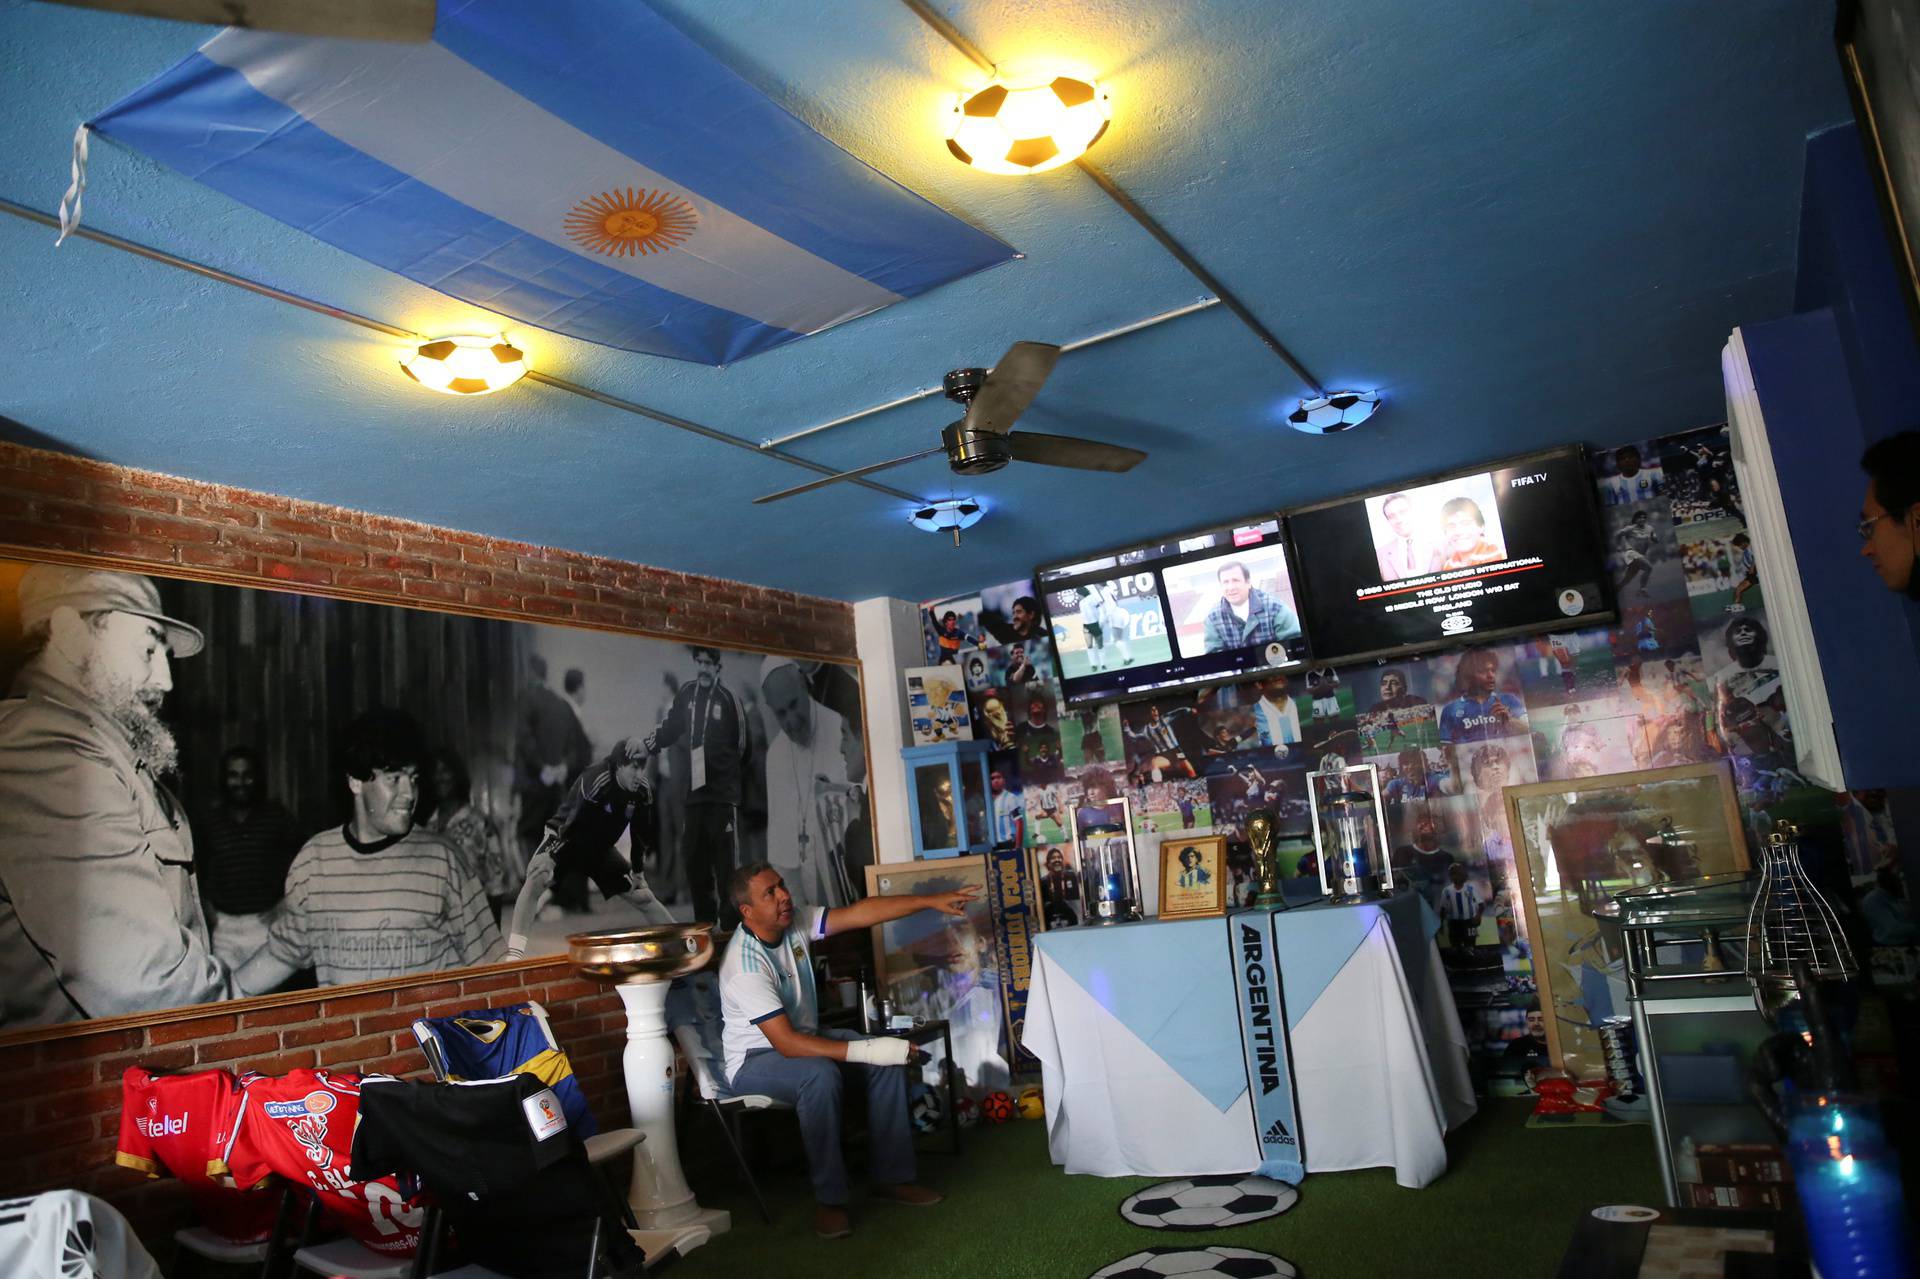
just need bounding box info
[352,1074,681,1278]
[267,1190,417,1279]
[172,1225,270,1277]
[412,1002,644,1178]
[670,1022,791,1224]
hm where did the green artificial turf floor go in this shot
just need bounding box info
[674,1098,1665,1278]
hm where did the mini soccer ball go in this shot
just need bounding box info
[398,333,527,396]
[1090,1245,1296,1278]
[981,1091,1015,1124]
[946,76,1112,176]
[1015,1086,1044,1120]
[953,1096,979,1128]
[907,1081,945,1134]
[1286,390,1380,435]
[1119,1175,1299,1231]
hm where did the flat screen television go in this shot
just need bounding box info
[1036,514,1309,706]
[1285,444,1613,665]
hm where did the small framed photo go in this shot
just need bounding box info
[1158,834,1229,920]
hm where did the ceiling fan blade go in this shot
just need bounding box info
[752,446,946,505]
[1009,431,1147,473]
[43,0,436,39]
[964,341,1061,435]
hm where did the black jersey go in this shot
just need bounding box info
[351,1074,635,1279]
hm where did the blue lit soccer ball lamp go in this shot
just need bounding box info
[1286,390,1381,435]
[910,497,985,547]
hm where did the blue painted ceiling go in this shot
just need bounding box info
[0,0,1850,602]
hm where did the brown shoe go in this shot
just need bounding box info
[814,1204,852,1239]
[872,1183,944,1206]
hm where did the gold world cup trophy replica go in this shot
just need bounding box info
[1246,808,1285,909]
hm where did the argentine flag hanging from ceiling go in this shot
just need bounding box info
[87,0,1015,364]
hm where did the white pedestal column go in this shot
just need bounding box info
[615,981,730,1255]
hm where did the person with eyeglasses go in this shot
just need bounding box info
[235,708,503,994]
[1860,431,1920,598]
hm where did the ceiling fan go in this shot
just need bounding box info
[42,0,436,40]
[754,341,1147,505]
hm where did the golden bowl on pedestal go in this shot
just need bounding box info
[567,923,716,983]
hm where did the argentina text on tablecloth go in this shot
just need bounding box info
[1228,912,1304,1183]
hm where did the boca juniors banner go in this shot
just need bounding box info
[984,841,1040,1071]
[1228,911,1304,1183]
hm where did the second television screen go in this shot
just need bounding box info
[1038,516,1308,706]
[1287,445,1612,664]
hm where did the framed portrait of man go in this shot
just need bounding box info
[1158,834,1228,919]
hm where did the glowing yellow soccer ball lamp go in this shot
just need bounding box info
[399,334,529,396]
[947,75,1111,175]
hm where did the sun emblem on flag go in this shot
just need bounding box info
[565,187,698,257]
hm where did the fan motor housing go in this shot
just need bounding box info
[942,422,1013,475]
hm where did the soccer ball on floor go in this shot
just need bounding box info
[981,1091,1015,1124]
[1119,1176,1299,1231]
[907,1081,945,1134]
[953,1096,979,1128]
[1016,1086,1044,1119]
[1090,1245,1297,1278]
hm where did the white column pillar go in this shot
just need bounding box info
[854,596,923,865]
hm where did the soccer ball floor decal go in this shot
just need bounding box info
[1118,1175,1300,1231]
[1088,1245,1298,1278]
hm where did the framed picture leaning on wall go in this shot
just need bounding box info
[865,856,1008,1094]
[1502,761,1748,1076]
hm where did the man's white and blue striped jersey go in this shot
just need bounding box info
[719,907,828,1085]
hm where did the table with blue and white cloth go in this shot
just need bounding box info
[1023,893,1477,1188]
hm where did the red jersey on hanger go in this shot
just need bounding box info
[115,1067,279,1244]
[224,1068,422,1256]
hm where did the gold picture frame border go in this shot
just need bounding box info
[1157,833,1230,920]
[1501,759,1747,1073]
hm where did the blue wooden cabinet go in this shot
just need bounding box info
[901,740,994,859]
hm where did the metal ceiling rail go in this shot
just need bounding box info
[758,294,1219,449]
[898,0,1327,396]
[0,196,928,504]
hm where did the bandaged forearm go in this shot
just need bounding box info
[842,1036,911,1067]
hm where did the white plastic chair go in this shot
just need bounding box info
[670,1023,792,1223]
[290,1234,414,1279]
[171,1225,269,1277]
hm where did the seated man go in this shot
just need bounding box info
[719,861,974,1239]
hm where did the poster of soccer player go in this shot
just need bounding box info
[0,557,868,1033]
[866,858,1008,1097]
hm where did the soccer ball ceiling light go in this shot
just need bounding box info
[909,497,985,539]
[947,75,1111,175]
[399,334,528,396]
[1287,390,1381,435]
[910,498,985,547]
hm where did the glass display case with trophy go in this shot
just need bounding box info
[1071,794,1142,925]
[901,739,994,859]
[1305,762,1391,902]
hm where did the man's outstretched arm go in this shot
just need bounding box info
[819,886,980,938]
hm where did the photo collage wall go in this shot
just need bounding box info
[919,424,1899,1073]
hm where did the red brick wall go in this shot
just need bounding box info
[0,439,855,655]
[0,438,858,1243]
[0,964,627,1239]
